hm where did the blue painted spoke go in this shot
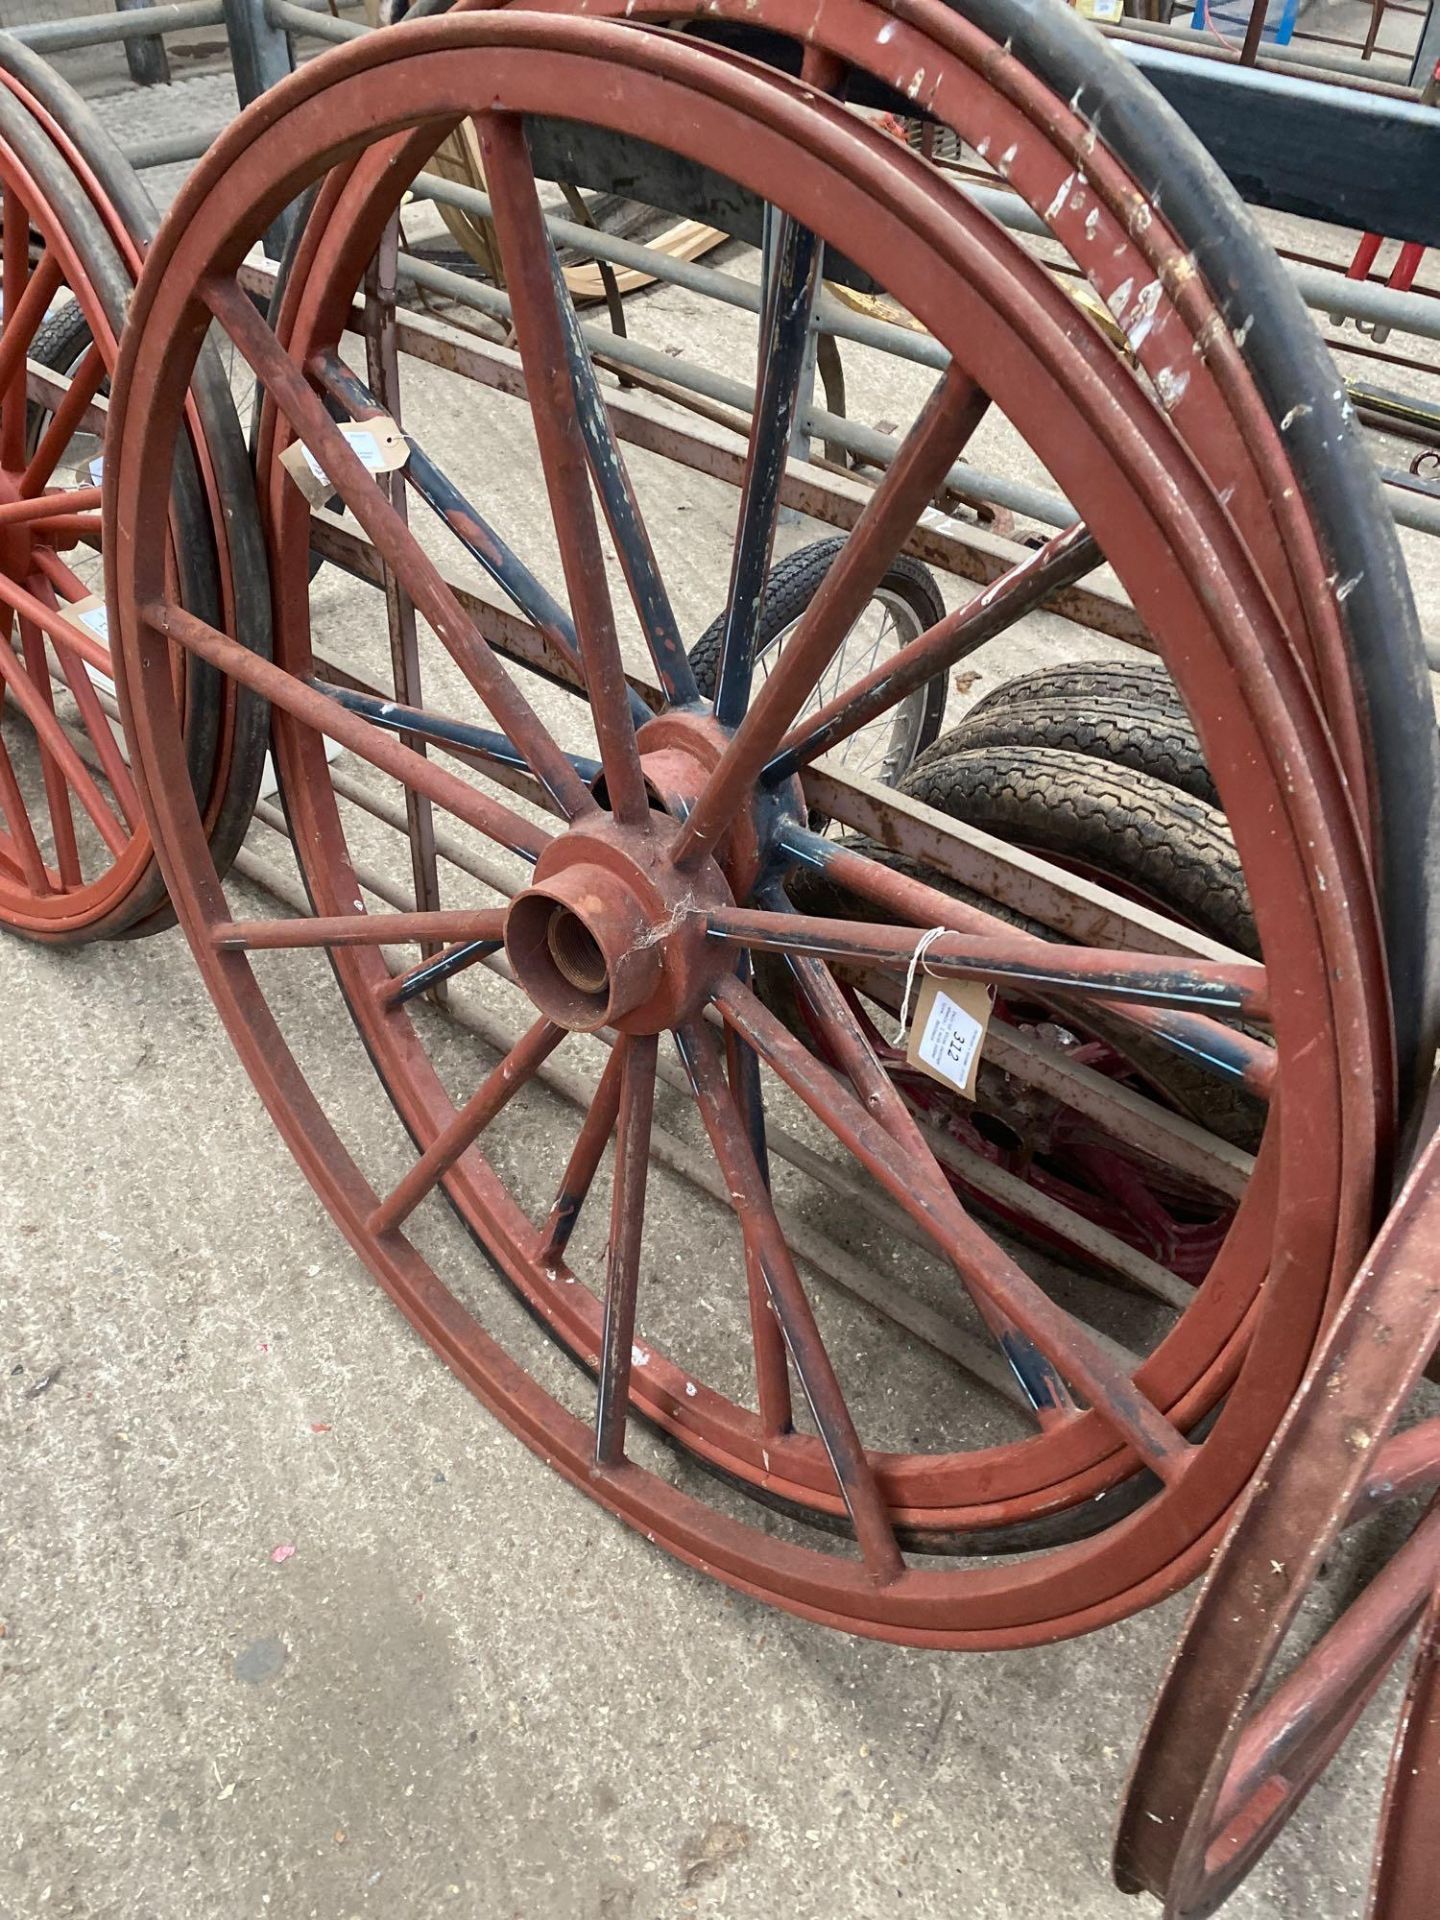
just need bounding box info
[544,239,696,709]
[311,349,652,732]
[312,678,602,788]
[713,213,821,728]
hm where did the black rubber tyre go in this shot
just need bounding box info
[689,536,949,782]
[29,299,94,386]
[901,744,1255,958]
[923,659,1219,808]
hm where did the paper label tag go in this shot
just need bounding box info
[72,453,104,487]
[1075,0,1124,19]
[904,976,993,1100]
[63,592,111,647]
[279,417,408,504]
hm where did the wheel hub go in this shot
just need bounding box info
[505,810,733,1034]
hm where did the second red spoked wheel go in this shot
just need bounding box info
[1115,1110,1440,1917]
[0,41,268,941]
[106,4,1427,1642]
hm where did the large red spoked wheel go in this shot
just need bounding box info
[107,5,1427,1642]
[0,44,268,941]
[1115,1111,1440,1916]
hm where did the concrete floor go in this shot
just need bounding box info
[5,12,1440,1919]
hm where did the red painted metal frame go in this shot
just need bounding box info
[1115,1105,1440,1916]
[102,7,1420,1642]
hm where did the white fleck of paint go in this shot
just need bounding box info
[1336,574,1363,602]
[877,18,897,40]
[631,1344,649,1366]
[685,1381,697,1397]
[1280,403,1311,430]
[999,143,1018,172]
[1044,172,1076,223]
[1232,315,1254,348]
[1085,207,1100,241]
[1156,367,1189,411]
[906,67,925,100]
[1106,276,1134,318]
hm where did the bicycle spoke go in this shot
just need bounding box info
[369,1016,567,1235]
[595,1032,659,1467]
[204,273,595,821]
[768,522,1103,780]
[476,112,650,826]
[677,1015,904,1579]
[674,364,990,869]
[712,973,1193,1483]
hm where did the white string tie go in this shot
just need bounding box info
[894,926,949,1043]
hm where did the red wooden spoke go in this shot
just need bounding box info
[713,972,1192,1482]
[678,1015,905,1581]
[1,183,34,471]
[1212,1502,1440,1841]
[815,838,1278,1097]
[211,906,508,952]
[724,1005,794,1439]
[0,632,126,855]
[205,273,597,823]
[43,625,142,832]
[475,110,651,828]
[144,599,552,863]
[0,248,62,425]
[709,903,1270,1019]
[770,521,1102,778]
[0,729,51,893]
[16,618,82,886]
[0,483,102,527]
[672,363,989,870]
[1372,1587,1440,1919]
[594,1032,660,1466]
[21,342,106,499]
[535,1039,626,1268]
[779,936,1078,1426]
[369,1016,567,1235]
[0,567,110,675]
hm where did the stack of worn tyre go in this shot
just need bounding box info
[2,1,1437,1911]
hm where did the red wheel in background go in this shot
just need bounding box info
[105,7,1423,1642]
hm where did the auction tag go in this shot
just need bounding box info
[279,417,408,504]
[63,592,111,648]
[1075,0,1124,20]
[904,976,993,1100]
